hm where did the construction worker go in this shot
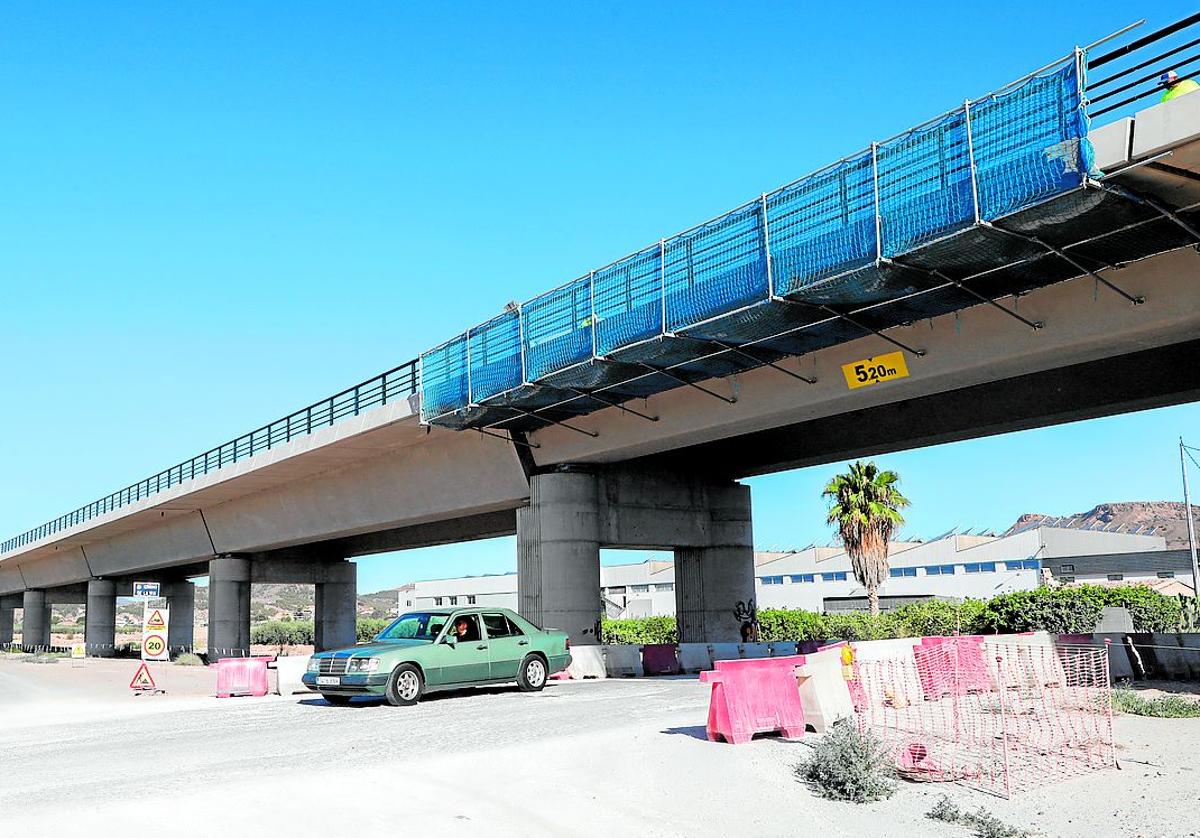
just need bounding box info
[1160,71,1200,104]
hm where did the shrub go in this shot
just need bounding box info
[979,587,1106,634]
[1111,688,1200,718]
[1099,586,1181,632]
[757,608,827,642]
[251,620,314,646]
[795,720,896,803]
[357,618,391,642]
[174,653,204,666]
[926,795,1031,837]
[599,616,677,645]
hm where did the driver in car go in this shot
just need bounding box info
[453,616,479,642]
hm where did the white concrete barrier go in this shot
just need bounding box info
[769,642,800,657]
[708,643,741,666]
[565,645,607,679]
[795,645,854,733]
[274,654,312,696]
[602,644,643,677]
[677,643,713,673]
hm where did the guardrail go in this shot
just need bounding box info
[0,359,419,555]
[1088,13,1200,118]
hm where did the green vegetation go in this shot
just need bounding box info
[174,652,204,666]
[249,618,393,646]
[598,585,1183,644]
[1111,688,1200,718]
[796,720,896,803]
[823,461,910,616]
[927,795,1031,837]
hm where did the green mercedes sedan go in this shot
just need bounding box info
[302,607,572,706]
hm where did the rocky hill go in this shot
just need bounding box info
[1004,501,1200,549]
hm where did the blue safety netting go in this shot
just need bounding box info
[420,56,1094,427]
[419,333,469,423]
[664,202,768,332]
[878,109,975,255]
[971,64,1089,221]
[523,274,593,382]
[467,311,522,403]
[768,152,877,298]
[593,245,663,356]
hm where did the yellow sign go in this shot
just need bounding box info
[71,643,86,659]
[842,351,910,390]
[145,609,167,631]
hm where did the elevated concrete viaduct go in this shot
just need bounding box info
[3,95,1200,656]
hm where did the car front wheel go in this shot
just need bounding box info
[386,663,424,706]
[517,654,548,692]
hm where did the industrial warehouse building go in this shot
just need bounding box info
[396,524,1193,618]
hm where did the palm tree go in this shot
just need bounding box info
[823,461,910,617]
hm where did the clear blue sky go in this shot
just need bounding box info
[2,2,1198,594]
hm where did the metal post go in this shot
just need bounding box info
[760,193,774,296]
[1181,438,1200,597]
[588,269,597,359]
[963,99,981,224]
[996,654,1013,798]
[659,239,668,336]
[871,142,883,261]
[1103,638,1117,768]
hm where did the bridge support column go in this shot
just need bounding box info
[84,579,117,657]
[674,482,756,643]
[315,561,357,652]
[164,581,196,655]
[207,557,251,660]
[21,590,51,650]
[518,470,602,645]
[0,596,17,646]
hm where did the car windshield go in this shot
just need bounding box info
[375,612,450,641]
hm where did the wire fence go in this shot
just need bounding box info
[852,639,1114,798]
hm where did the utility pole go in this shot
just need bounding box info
[1181,438,1200,598]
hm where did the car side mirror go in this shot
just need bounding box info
[445,635,457,647]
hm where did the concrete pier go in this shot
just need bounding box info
[314,561,357,651]
[84,579,117,657]
[164,580,196,654]
[207,557,251,659]
[21,589,51,649]
[518,470,602,645]
[517,467,756,644]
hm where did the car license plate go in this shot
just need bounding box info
[316,676,340,686]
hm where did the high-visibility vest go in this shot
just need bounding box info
[1163,79,1200,103]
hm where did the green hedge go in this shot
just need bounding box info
[598,586,1189,644]
[250,618,394,646]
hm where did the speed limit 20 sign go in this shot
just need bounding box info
[143,634,168,660]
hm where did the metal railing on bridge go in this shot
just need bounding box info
[0,361,419,554]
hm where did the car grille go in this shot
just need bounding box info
[318,658,349,676]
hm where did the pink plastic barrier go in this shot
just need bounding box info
[642,644,681,675]
[914,636,990,698]
[215,657,271,698]
[699,655,807,744]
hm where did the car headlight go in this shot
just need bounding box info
[306,658,322,673]
[347,657,380,673]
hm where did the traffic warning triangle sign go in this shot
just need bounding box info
[130,662,156,690]
[145,609,167,630]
